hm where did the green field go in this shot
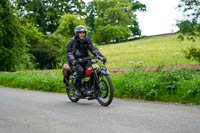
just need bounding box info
[98,34,200,67]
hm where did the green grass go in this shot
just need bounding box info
[0,72,65,93]
[98,34,200,67]
[0,69,200,104]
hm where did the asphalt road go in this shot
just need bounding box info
[0,86,200,133]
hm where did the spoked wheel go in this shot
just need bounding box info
[65,76,79,103]
[97,74,114,106]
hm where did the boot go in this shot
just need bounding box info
[74,88,82,98]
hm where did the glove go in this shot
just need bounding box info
[78,58,85,64]
[97,55,107,64]
[72,60,77,66]
[102,57,107,64]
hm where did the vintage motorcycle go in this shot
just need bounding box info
[62,56,114,106]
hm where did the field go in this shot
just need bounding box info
[98,34,200,67]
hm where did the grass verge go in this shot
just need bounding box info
[0,72,64,93]
[0,69,200,104]
[113,68,200,104]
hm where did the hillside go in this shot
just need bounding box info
[98,34,200,67]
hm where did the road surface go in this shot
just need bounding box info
[0,86,200,133]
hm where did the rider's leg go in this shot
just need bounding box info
[65,71,71,88]
[74,64,84,97]
[84,61,94,94]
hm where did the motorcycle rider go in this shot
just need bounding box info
[66,25,106,97]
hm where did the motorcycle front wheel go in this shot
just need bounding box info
[97,74,114,106]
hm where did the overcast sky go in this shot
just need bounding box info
[84,0,183,35]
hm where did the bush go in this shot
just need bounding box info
[30,39,60,69]
[0,0,33,71]
[184,47,200,63]
[113,68,200,104]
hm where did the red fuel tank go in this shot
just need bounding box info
[85,67,93,77]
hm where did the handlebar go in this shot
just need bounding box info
[78,56,105,65]
[78,56,97,62]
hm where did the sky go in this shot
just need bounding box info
[84,0,183,36]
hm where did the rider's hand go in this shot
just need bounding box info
[102,57,107,64]
[97,55,107,64]
[72,60,77,66]
[97,55,103,60]
[79,59,85,64]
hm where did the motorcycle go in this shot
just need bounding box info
[62,56,114,106]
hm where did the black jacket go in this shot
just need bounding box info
[66,36,103,66]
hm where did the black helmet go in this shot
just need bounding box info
[74,25,87,35]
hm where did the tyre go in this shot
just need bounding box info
[65,76,79,103]
[97,74,114,106]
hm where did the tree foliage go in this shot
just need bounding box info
[177,0,200,63]
[17,0,86,34]
[30,38,60,69]
[20,18,43,47]
[177,0,200,41]
[88,0,146,44]
[93,0,133,44]
[130,0,146,36]
[132,0,146,12]
[184,47,200,63]
[85,0,97,37]
[0,0,32,71]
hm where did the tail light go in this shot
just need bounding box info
[85,67,93,77]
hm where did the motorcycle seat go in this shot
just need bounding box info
[63,63,72,71]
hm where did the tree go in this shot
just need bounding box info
[177,0,200,41]
[130,0,146,36]
[30,38,60,69]
[129,19,141,37]
[177,0,200,63]
[20,18,47,69]
[86,0,146,43]
[93,24,130,43]
[92,0,134,44]
[85,0,97,37]
[0,0,31,71]
[131,0,146,12]
[17,0,86,34]
[20,18,43,47]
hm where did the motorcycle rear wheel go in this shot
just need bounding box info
[65,77,79,103]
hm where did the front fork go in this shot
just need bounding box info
[93,69,107,94]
